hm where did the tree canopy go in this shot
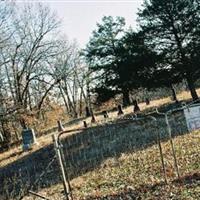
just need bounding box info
[138,0,200,100]
[84,16,159,105]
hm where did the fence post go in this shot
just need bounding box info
[149,116,167,184]
[57,120,64,132]
[154,120,167,184]
[59,142,73,200]
[52,134,72,200]
[165,114,180,179]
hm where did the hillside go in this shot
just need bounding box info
[0,89,200,200]
[1,1,200,200]
[24,130,200,200]
[1,88,200,169]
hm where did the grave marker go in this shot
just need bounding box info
[22,128,37,151]
[184,104,200,131]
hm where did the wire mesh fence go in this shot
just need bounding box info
[0,100,199,200]
[0,142,66,200]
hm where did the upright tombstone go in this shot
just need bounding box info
[91,114,96,123]
[85,106,91,117]
[22,128,37,151]
[133,99,140,113]
[57,120,64,132]
[83,121,87,128]
[184,104,200,132]
[117,105,124,115]
[102,110,109,118]
[145,98,150,105]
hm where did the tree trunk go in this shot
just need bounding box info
[79,91,83,117]
[86,82,93,115]
[38,81,58,111]
[186,76,199,100]
[85,106,91,117]
[170,84,178,103]
[28,89,33,111]
[64,80,78,118]
[122,89,130,106]
[1,121,11,149]
[59,84,69,113]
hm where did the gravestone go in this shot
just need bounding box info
[133,99,140,113]
[145,98,150,105]
[83,121,87,128]
[102,110,109,118]
[184,104,200,132]
[22,128,37,151]
[91,114,96,123]
[117,105,124,115]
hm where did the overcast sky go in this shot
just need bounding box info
[48,0,143,47]
[17,0,143,48]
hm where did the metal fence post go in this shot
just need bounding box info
[154,118,167,184]
[165,114,180,179]
[52,134,71,200]
[147,116,167,184]
[59,142,73,200]
[156,109,180,179]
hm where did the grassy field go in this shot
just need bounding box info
[25,130,200,200]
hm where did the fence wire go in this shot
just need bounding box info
[0,142,66,200]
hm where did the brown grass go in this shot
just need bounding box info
[24,130,200,200]
[1,88,200,169]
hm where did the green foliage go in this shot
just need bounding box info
[138,0,200,99]
[84,16,125,80]
[116,30,160,90]
[84,16,159,105]
[84,0,200,103]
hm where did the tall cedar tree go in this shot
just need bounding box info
[138,0,200,100]
[84,16,130,105]
[84,16,158,106]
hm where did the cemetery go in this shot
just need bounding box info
[0,0,200,199]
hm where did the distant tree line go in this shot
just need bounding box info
[84,0,200,105]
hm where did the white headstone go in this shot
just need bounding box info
[184,104,200,132]
[22,128,37,151]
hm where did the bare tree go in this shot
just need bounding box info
[0,2,91,147]
[2,4,61,110]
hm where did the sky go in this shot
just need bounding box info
[16,0,144,48]
[47,0,143,47]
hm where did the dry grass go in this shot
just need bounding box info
[1,88,200,169]
[26,130,200,200]
[1,89,200,200]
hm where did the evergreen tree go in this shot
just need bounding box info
[138,0,200,100]
[84,16,158,106]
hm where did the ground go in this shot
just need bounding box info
[1,89,200,200]
[25,130,200,200]
[1,88,200,168]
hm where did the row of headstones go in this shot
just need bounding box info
[82,98,151,128]
[21,98,150,151]
[82,105,132,128]
[85,99,149,117]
